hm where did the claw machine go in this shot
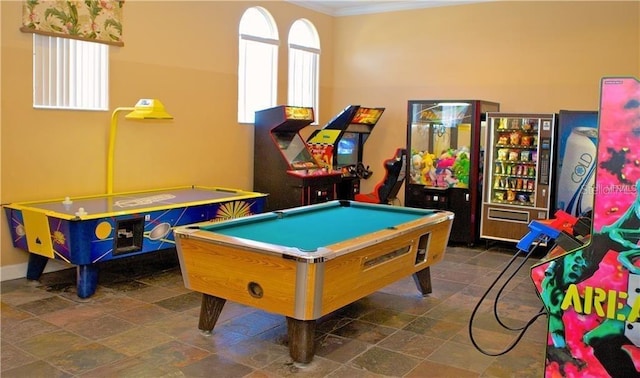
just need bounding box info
[480,113,557,243]
[406,100,499,245]
[254,105,343,211]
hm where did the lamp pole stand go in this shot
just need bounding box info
[106,107,134,195]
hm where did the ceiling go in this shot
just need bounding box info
[286,0,489,17]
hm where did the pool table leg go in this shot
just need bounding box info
[286,317,316,364]
[412,266,432,296]
[198,293,227,334]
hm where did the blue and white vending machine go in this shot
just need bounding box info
[554,110,598,218]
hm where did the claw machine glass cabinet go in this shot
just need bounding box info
[480,113,557,243]
[406,100,499,245]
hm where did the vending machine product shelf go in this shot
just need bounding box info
[480,113,556,244]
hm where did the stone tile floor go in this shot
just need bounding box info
[1,244,549,377]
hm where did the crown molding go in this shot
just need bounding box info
[286,1,491,17]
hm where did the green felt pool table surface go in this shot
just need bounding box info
[193,200,441,252]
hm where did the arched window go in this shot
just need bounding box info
[288,19,320,122]
[238,7,279,123]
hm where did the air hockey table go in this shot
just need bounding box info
[3,186,267,298]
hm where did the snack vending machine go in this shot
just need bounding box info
[480,113,556,243]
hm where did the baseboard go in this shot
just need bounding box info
[0,259,71,282]
[1,249,180,282]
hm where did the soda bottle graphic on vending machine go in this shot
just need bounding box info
[554,110,599,218]
[556,127,598,217]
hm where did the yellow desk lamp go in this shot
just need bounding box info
[106,99,173,194]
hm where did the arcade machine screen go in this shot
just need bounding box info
[336,132,361,168]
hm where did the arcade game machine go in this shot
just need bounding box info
[306,105,385,200]
[254,105,343,211]
[406,100,499,245]
[529,77,640,377]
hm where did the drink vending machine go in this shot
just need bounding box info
[480,113,556,244]
[554,110,598,218]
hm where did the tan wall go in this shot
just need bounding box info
[331,1,640,196]
[1,1,639,275]
[0,1,334,270]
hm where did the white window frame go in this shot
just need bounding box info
[288,19,320,124]
[238,7,279,124]
[33,34,108,111]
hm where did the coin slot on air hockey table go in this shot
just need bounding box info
[114,218,144,255]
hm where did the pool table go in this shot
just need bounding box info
[3,186,267,298]
[173,200,454,363]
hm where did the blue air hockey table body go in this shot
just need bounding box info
[3,186,267,298]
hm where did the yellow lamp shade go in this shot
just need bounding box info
[124,99,174,120]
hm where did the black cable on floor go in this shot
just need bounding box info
[468,238,549,356]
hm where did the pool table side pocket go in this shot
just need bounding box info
[175,236,299,317]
